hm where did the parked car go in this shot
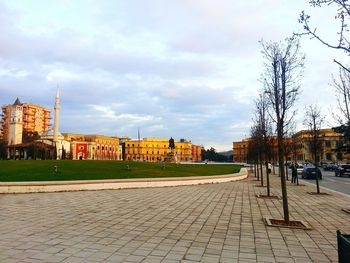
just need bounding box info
[296,164,304,174]
[335,164,350,177]
[301,167,322,180]
[324,163,338,171]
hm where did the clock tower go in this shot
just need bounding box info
[8,98,23,145]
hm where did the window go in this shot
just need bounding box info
[336,141,343,148]
[97,146,100,150]
[325,141,331,147]
[326,153,332,160]
[337,152,343,161]
[102,146,104,150]
[132,144,134,147]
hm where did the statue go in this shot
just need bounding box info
[168,137,175,150]
[164,137,177,163]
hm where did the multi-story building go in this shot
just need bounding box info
[293,128,345,163]
[63,134,122,160]
[232,138,250,162]
[233,136,293,163]
[192,144,202,162]
[124,138,201,162]
[1,98,51,145]
[233,128,347,164]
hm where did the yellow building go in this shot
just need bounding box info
[124,138,196,162]
[1,98,51,145]
[232,139,250,163]
[293,128,345,163]
[233,136,292,163]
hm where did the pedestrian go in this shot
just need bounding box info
[291,161,297,183]
[268,162,272,174]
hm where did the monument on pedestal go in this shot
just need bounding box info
[164,137,178,163]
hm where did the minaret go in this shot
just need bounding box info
[53,85,60,143]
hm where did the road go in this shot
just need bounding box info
[298,168,350,195]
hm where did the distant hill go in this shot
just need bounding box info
[218,150,233,157]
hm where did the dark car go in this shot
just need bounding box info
[301,167,322,180]
[324,164,337,171]
[335,164,350,177]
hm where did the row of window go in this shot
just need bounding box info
[126,144,186,148]
[96,145,120,151]
[126,150,188,155]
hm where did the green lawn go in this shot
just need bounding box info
[0,160,241,182]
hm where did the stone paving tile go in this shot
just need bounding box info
[1,170,350,262]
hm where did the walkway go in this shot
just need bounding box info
[0,171,349,262]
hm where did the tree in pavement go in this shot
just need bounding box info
[261,36,305,223]
[247,134,259,178]
[249,124,263,181]
[254,91,274,195]
[303,104,325,194]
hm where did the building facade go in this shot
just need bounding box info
[1,98,51,145]
[191,145,202,162]
[232,139,250,163]
[293,128,345,163]
[233,128,347,164]
[63,134,122,160]
[124,138,201,162]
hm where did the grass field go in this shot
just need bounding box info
[0,160,242,182]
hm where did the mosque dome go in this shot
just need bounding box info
[42,129,63,139]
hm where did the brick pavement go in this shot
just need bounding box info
[0,171,349,263]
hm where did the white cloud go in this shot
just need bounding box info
[0,0,345,151]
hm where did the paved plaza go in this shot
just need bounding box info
[1,172,350,263]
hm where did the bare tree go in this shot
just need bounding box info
[298,0,350,73]
[249,125,262,181]
[332,68,350,125]
[261,36,305,223]
[247,139,258,178]
[331,68,350,155]
[255,91,274,196]
[289,124,302,185]
[283,136,292,181]
[303,104,325,194]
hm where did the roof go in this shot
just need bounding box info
[13,98,21,105]
[42,129,63,137]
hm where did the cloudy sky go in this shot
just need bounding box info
[0,0,347,151]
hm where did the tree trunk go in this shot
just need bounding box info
[285,160,289,181]
[314,150,320,194]
[278,126,289,223]
[265,161,270,196]
[254,162,257,177]
[256,162,260,180]
[260,158,264,186]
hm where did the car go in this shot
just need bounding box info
[301,167,322,180]
[296,164,304,174]
[324,163,338,171]
[335,164,350,177]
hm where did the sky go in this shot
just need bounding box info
[0,0,348,151]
